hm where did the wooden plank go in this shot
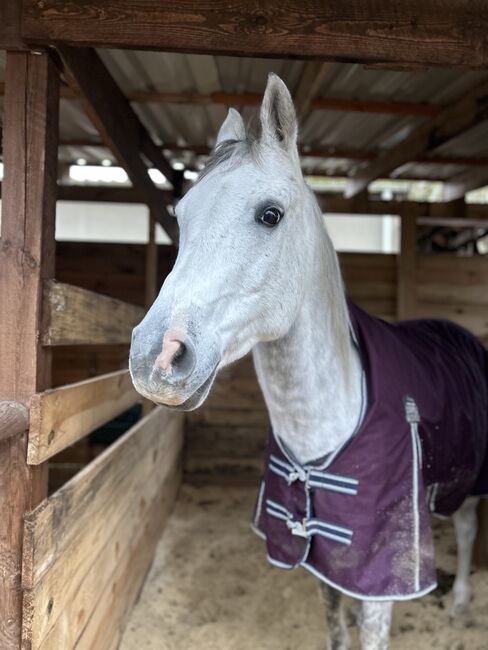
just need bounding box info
[0,82,443,116]
[42,280,145,345]
[57,45,178,241]
[345,76,488,198]
[57,184,173,204]
[0,402,29,442]
[21,1,488,68]
[0,0,28,49]
[22,407,183,650]
[396,204,418,319]
[0,51,59,650]
[28,370,140,465]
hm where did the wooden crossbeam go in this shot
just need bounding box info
[0,81,443,117]
[345,77,488,198]
[22,407,183,650]
[42,281,145,345]
[28,370,140,465]
[21,1,488,68]
[57,46,178,241]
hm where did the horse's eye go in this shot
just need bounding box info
[257,206,283,227]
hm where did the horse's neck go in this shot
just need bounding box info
[252,235,363,465]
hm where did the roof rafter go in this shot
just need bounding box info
[0,82,441,117]
[345,78,488,198]
[57,45,178,241]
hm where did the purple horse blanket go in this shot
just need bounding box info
[253,302,488,601]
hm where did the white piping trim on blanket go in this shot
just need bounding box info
[301,561,437,602]
[405,396,422,593]
[253,480,266,529]
[252,526,437,601]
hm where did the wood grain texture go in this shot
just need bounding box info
[28,370,140,465]
[42,280,145,346]
[0,52,59,650]
[0,0,28,49]
[21,1,488,67]
[22,407,183,650]
[0,402,29,442]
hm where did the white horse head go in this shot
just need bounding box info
[130,74,349,410]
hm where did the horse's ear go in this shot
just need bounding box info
[260,73,297,150]
[216,108,246,146]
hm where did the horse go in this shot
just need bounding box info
[129,74,488,650]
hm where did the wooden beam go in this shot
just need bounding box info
[0,51,59,650]
[345,77,488,198]
[28,370,140,465]
[397,204,419,319]
[0,83,447,117]
[21,1,488,68]
[22,407,183,650]
[317,195,488,221]
[57,184,173,204]
[0,402,29,442]
[294,62,331,122]
[0,1,29,49]
[42,281,145,345]
[57,45,178,241]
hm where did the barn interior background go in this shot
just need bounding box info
[0,3,488,649]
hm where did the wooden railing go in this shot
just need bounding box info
[20,282,184,650]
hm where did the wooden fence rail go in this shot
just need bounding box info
[22,406,183,650]
[42,280,145,345]
[28,370,140,465]
[0,401,29,442]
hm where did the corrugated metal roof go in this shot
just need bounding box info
[2,50,488,184]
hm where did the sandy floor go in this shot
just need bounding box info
[120,485,488,650]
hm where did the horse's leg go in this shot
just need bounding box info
[358,601,393,650]
[320,583,350,650]
[451,495,480,618]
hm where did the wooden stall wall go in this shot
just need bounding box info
[54,243,487,485]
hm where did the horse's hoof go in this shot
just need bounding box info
[450,599,476,627]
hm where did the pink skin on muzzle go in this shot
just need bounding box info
[153,329,186,376]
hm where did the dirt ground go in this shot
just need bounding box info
[120,485,488,650]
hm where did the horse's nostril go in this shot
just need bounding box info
[172,342,186,366]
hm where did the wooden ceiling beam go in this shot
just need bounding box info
[53,139,488,170]
[21,1,488,68]
[0,81,442,117]
[57,46,178,241]
[345,77,488,199]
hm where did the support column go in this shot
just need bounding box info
[0,51,59,648]
[396,204,419,320]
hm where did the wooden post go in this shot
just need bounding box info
[142,211,159,416]
[145,211,158,308]
[0,51,59,649]
[396,205,418,320]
